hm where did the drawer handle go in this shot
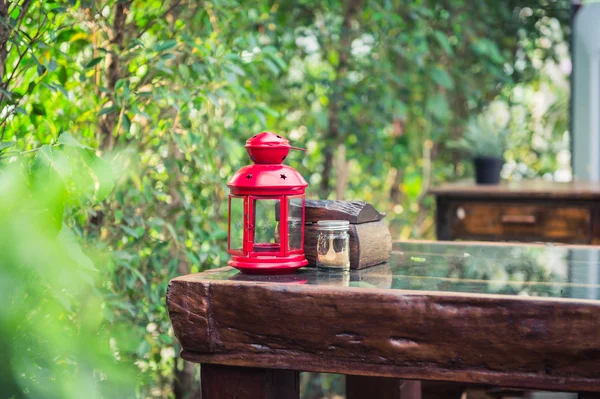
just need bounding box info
[501,214,536,224]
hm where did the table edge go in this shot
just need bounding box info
[169,272,600,305]
[180,350,600,393]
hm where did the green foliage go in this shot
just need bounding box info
[0,140,135,398]
[0,0,571,397]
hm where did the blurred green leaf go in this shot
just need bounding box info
[33,145,72,180]
[31,103,46,116]
[154,40,177,52]
[57,132,92,149]
[178,63,190,80]
[434,31,453,55]
[426,94,449,121]
[99,105,118,116]
[431,67,454,89]
[0,142,15,152]
[85,57,104,68]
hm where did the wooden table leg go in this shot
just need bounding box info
[422,381,465,399]
[201,364,299,399]
[346,375,422,399]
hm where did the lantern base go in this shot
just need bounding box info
[229,254,308,275]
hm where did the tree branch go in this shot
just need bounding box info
[320,0,363,198]
[138,0,183,37]
[99,1,130,151]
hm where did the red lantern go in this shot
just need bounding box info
[227,132,309,274]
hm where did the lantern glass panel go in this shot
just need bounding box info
[252,198,281,253]
[228,196,244,252]
[287,196,304,251]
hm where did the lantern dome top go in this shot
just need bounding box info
[227,164,308,194]
[245,132,305,164]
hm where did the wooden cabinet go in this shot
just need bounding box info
[430,181,600,244]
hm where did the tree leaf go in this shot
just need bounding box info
[57,132,92,149]
[31,103,46,116]
[0,142,14,152]
[0,88,13,100]
[53,83,69,97]
[178,64,190,80]
[84,152,114,203]
[121,225,141,239]
[268,53,287,70]
[155,64,173,75]
[426,94,449,121]
[33,145,72,181]
[224,63,245,76]
[99,105,118,116]
[431,67,455,89]
[434,31,453,55]
[48,59,58,73]
[122,113,131,133]
[471,39,504,64]
[42,82,57,92]
[263,58,279,75]
[154,40,177,52]
[394,101,408,118]
[85,57,104,68]
[58,225,98,272]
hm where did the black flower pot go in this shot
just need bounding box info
[473,156,503,185]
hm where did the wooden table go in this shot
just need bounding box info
[167,241,600,398]
[430,181,600,244]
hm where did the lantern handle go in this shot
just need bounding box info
[289,146,306,151]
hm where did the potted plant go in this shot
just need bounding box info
[453,115,509,185]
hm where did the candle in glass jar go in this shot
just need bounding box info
[316,220,350,271]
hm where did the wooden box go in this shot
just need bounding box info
[302,200,392,270]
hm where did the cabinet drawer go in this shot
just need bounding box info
[449,203,591,243]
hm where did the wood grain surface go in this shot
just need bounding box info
[304,219,392,269]
[431,181,600,244]
[167,274,600,393]
[448,202,591,243]
[304,200,385,224]
[429,181,600,200]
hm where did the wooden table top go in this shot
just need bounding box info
[167,241,600,392]
[429,180,600,199]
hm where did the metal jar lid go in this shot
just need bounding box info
[316,220,350,231]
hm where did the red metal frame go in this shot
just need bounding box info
[227,132,309,274]
[247,195,284,257]
[227,195,244,255]
[286,195,305,255]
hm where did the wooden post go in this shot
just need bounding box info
[346,376,422,399]
[201,364,299,399]
[435,196,452,241]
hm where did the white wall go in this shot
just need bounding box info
[573,3,600,180]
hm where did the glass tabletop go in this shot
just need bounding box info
[198,241,600,300]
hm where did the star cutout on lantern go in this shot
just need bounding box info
[280,174,287,180]
[235,219,243,229]
[246,174,252,179]
[290,219,299,229]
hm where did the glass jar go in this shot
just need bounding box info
[316,220,350,271]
